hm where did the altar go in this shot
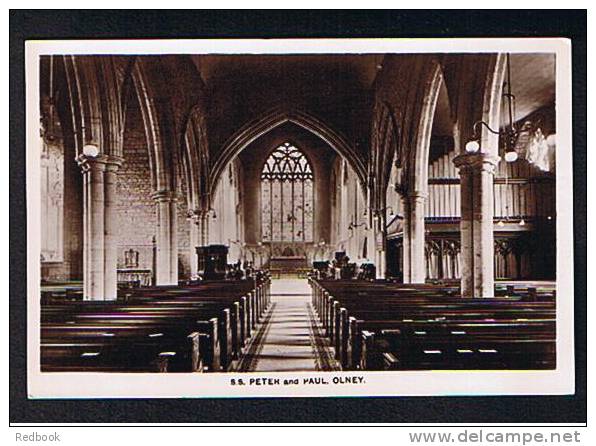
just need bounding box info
[269,256,308,277]
[117,268,152,287]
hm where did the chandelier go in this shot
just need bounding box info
[464,53,523,163]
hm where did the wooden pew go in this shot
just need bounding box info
[42,313,220,371]
[328,294,553,354]
[41,330,201,373]
[337,306,554,369]
[121,292,254,356]
[42,302,230,371]
[121,279,270,338]
[118,277,271,366]
[310,278,556,371]
[361,330,555,370]
[40,274,272,373]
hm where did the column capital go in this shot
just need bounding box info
[76,154,106,174]
[151,190,179,203]
[188,207,210,217]
[186,209,199,220]
[76,154,123,173]
[104,155,124,172]
[453,152,500,174]
[187,208,209,223]
[408,191,428,202]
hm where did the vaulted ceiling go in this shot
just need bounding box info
[428,53,555,161]
[190,54,381,89]
[190,54,382,159]
[437,53,554,134]
[508,53,556,120]
[188,53,555,163]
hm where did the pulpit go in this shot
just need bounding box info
[312,260,331,279]
[196,245,228,280]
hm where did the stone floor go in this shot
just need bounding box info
[235,278,339,372]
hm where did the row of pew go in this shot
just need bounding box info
[309,279,556,371]
[40,273,271,373]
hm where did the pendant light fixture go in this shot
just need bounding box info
[465,54,521,163]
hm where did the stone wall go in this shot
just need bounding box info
[176,169,191,279]
[40,102,84,282]
[117,95,156,271]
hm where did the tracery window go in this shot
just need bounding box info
[261,142,314,243]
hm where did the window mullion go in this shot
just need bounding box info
[302,179,305,243]
[279,180,283,242]
[291,179,295,243]
[260,143,314,246]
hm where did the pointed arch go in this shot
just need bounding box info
[442,53,507,156]
[120,60,173,192]
[479,53,508,157]
[210,107,366,200]
[180,104,210,211]
[260,142,315,243]
[409,59,448,193]
[62,55,98,156]
[370,100,400,210]
[61,56,124,158]
[261,141,314,181]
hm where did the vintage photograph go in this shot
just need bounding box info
[26,38,574,398]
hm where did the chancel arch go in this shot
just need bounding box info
[210,107,367,199]
[235,122,336,270]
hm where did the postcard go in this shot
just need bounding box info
[26,37,574,398]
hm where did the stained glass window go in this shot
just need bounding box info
[261,142,314,242]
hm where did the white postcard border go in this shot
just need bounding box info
[25,38,575,399]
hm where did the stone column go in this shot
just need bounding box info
[454,153,499,297]
[188,211,200,280]
[199,211,209,246]
[169,198,179,284]
[378,249,386,279]
[81,158,89,298]
[457,162,474,297]
[401,195,411,283]
[77,154,106,300]
[152,190,178,286]
[404,192,426,283]
[103,156,123,300]
[372,213,386,279]
[473,156,498,297]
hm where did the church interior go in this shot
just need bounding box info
[38,52,557,373]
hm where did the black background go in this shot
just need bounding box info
[9,9,587,424]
